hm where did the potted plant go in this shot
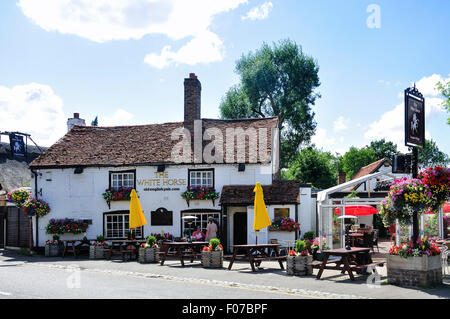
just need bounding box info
[89,235,108,259]
[310,237,328,261]
[286,240,313,276]
[45,235,62,257]
[387,237,442,287]
[46,218,89,235]
[201,238,223,268]
[138,236,160,263]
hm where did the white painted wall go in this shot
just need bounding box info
[32,163,273,246]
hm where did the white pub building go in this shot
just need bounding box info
[30,74,314,252]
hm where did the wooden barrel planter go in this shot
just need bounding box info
[89,246,106,259]
[286,255,313,276]
[138,247,160,263]
[201,251,223,268]
[387,255,442,287]
[45,244,61,257]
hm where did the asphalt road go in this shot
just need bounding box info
[0,262,308,299]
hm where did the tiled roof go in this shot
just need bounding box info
[30,117,278,168]
[344,158,390,191]
[219,180,301,205]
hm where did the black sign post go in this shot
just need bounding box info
[404,84,425,244]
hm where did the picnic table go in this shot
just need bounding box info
[227,244,286,272]
[312,247,384,281]
[62,239,93,258]
[159,241,208,266]
[105,239,146,261]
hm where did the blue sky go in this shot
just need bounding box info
[0,0,448,157]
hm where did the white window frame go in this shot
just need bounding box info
[111,172,135,188]
[189,170,213,188]
[104,213,143,239]
[181,212,220,237]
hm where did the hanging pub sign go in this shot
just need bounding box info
[404,85,425,148]
[9,134,25,157]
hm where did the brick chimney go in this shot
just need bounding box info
[67,112,86,131]
[338,171,346,185]
[184,73,201,124]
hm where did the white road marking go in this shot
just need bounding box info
[0,291,12,296]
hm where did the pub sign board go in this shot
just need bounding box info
[404,87,425,148]
[9,134,26,157]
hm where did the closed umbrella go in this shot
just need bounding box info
[129,189,147,236]
[253,183,271,245]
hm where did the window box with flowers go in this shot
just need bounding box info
[286,240,312,276]
[138,236,160,263]
[181,187,220,207]
[46,218,89,236]
[89,235,108,259]
[268,217,300,232]
[201,238,223,268]
[102,187,134,209]
[387,237,442,287]
[44,235,63,257]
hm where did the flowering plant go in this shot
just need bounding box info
[45,235,61,246]
[150,232,174,241]
[22,198,51,217]
[102,187,134,202]
[310,236,328,252]
[389,236,441,258]
[141,235,158,248]
[181,187,220,201]
[269,217,300,232]
[92,241,108,246]
[418,167,450,212]
[379,177,431,226]
[7,187,32,208]
[203,238,223,252]
[288,250,309,256]
[46,218,89,235]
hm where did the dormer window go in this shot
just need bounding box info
[110,170,135,189]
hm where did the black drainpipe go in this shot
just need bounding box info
[30,168,39,251]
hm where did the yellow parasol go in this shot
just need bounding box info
[129,189,147,235]
[253,183,271,245]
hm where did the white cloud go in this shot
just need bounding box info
[144,30,224,68]
[312,128,335,150]
[242,1,273,21]
[102,109,134,126]
[18,0,248,68]
[333,116,349,132]
[0,83,66,147]
[364,74,449,152]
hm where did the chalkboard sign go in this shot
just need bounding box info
[151,208,173,226]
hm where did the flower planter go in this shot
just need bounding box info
[201,250,223,268]
[138,247,160,263]
[387,255,442,287]
[89,246,106,259]
[45,244,61,257]
[286,255,313,276]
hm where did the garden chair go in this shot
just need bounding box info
[269,239,287,256]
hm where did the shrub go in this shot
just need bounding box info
[303,231,315,241]
[295,240,307,253]
[209,238,220,250]
[96,235,105,242]
[146,235,157,247]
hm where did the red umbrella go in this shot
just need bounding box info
[334,205,378,216]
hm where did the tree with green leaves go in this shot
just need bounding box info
[341,146,377,180]
[418,139,449,168]
[219,39,321,168]
[436,80,450,125]
[369,139,399,160]
[282,146,337,189]
[91,116,98,126]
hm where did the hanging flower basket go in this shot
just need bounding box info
[418,167,450,213]
[7,187,32,208]
[22,198,51,217]
[379,177,431,226]
[181,187,219,206]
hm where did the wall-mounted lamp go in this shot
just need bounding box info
[157,165,166,172]
[238,164,245,172]
[74,167,84,174]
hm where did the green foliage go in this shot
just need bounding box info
[18,248,33,256]
[209,238,220,249]
[341,146,377,179]
[302,231,315,241]
[91,116,98,126]
[436,80,450,125]
[283,146,337,189]
[96,235,105,242]
[52,235,60,241]
[220,39,321,168]
[418,139,449,168]
[295,239,307,253]
[146,235,157,247]
[369,139,399,160]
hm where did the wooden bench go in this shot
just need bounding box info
[253,256,287,262]
[354,261,385,270]
[311,258,342,268]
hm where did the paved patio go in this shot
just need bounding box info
[1,248,448,299]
